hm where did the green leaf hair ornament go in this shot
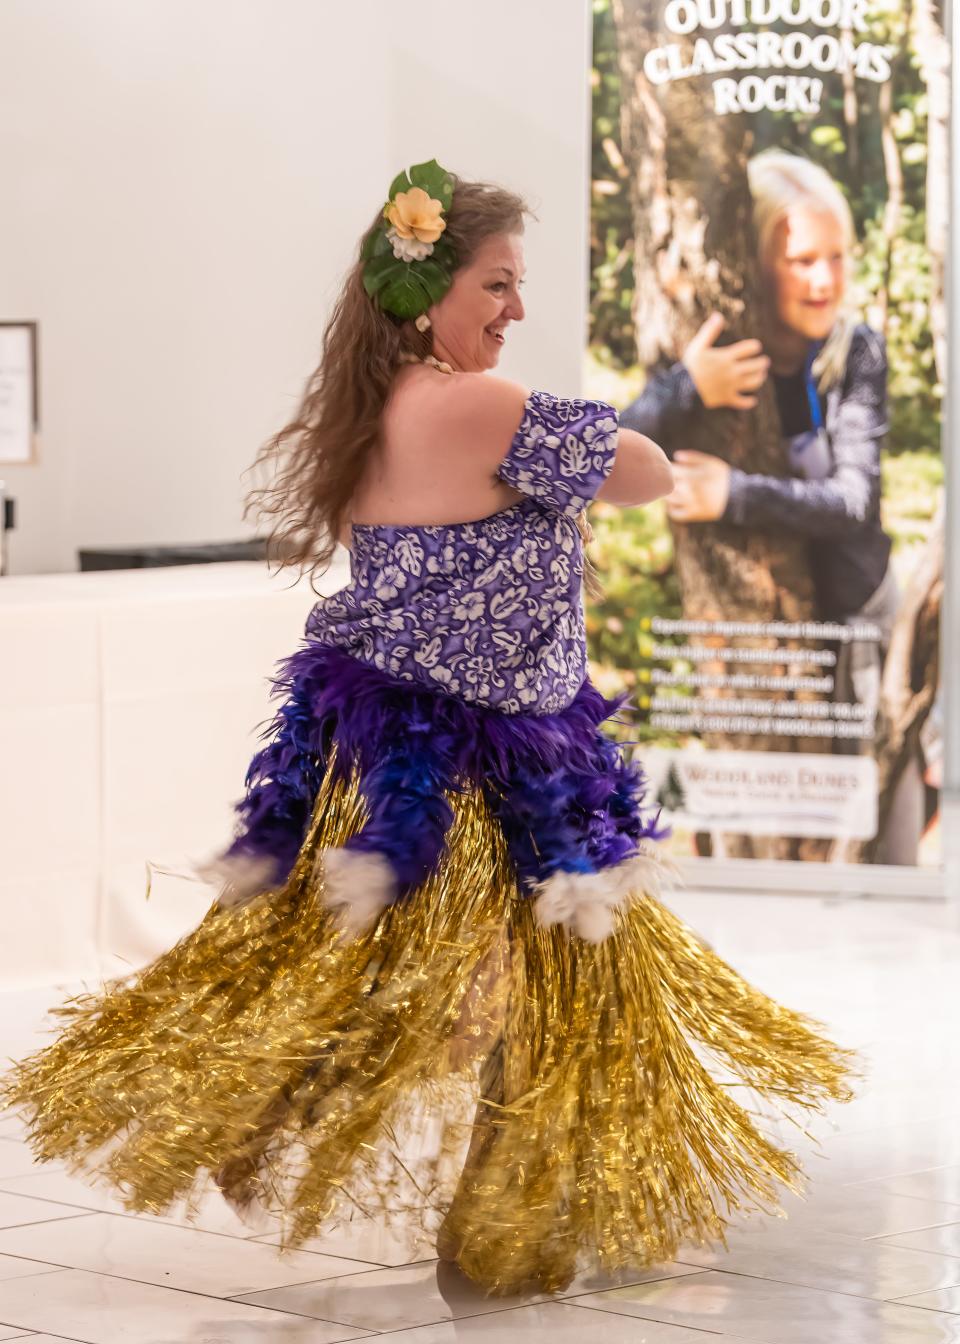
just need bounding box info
[362,159,456,320]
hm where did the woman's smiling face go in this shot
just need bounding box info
[429,233,526,373]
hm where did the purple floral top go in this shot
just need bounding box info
[306,391,619,715]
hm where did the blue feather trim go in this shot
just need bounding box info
[226,646,668,897]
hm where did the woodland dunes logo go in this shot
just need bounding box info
[646,0,893,114]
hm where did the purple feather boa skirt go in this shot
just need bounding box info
[226,643,667,899]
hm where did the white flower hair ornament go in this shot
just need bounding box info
[362,160,456,320]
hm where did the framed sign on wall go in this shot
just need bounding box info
[0,322,39,465]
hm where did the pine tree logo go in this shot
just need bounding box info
[657,760,686,813]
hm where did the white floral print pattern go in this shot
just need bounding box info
[306,392,618,715]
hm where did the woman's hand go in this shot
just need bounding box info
[666,450,732,523]
[682,313,770,410]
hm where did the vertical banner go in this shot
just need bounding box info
[587,0,947,869]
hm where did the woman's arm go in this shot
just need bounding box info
[419,375,672,514]
[597,427,674,506]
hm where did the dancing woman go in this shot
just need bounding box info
[4,161,852,1295]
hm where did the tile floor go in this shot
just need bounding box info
[0,888,958,1343]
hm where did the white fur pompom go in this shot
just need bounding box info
[195,852,278,910]
[532,870,623,943]
[321,848,397,936]
[604,844,682,901]
[532,844,678,943]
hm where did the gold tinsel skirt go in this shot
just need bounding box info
[2,757,854,1295]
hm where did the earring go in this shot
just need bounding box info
[415,313,431,333]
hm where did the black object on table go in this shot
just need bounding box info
[78,540,267,571]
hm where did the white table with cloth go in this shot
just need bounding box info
[0,558,349,988]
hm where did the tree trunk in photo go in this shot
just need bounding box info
[844,511,943,865]
[611,0,820,860]
[876,76,904,336]
[841,0,948,866]
[914,0,949,384]
[874,1,913,334]
[840,26,861,190]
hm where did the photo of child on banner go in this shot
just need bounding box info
[587,0,946,867]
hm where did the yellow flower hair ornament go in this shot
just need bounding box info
[362,160,456,320]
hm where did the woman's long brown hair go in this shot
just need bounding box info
[246,177,531,585]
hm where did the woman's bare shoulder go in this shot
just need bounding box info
[349,371,530,528]
[387,371,531,465]
[392,367,527,409]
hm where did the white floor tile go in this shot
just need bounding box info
[372,1300,723,1341]
[235,1259,699,1334]
[0,1141,63,1180]
[235,1260,541,1332]
[898,1287,960,1314]
[559,1261,702,1298]
[738,1180,960,1241]
[0,1211,372,1298]
[863,1167,960,1207]
[882,1224,960,1258]
[138,1187,281,1241]
[567,1269,960,1342]
[0,1190,91,1231]
[676,1222,960,1300]
[0,1165,285,1243]
[0,1168,129,1216]
[832,1080,960,1132]
[0,1266,374,1342]
[813,1121,960,1186]
[252,1220,437,1268]
[0,1251,61,1284]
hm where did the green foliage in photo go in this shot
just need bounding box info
[588,0,944,460]
[585,0,945,730]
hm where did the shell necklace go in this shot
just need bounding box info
[398,351,455,376]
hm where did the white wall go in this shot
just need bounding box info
[0,0,592,574]
[382,0,592,392]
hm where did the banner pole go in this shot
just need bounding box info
[945,0,960,909]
